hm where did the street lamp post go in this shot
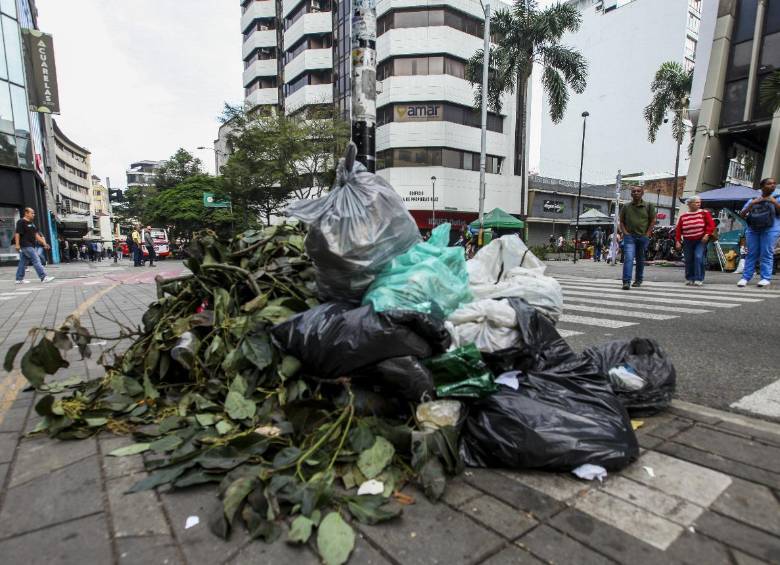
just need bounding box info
[573,111,589,264]
[552,191,558,240]
[656,188,661,216]
[430,176,437,227]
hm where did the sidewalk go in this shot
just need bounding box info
[1,272,779,564]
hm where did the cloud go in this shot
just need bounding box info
[36,0,244,186]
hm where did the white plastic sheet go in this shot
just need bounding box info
[467,236,563,321]
[446,299,520,352]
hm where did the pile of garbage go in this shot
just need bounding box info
[5,144,676,565]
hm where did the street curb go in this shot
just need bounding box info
[671,399,780,435]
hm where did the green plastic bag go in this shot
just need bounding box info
[362,223,472,317]
[424,344,497,399]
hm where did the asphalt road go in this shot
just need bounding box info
[544,259,780,419]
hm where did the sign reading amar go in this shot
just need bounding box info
[395,104,443,122]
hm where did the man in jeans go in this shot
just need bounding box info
[144,226,156,267]
[619,186,657,290]
[14,207,55,284]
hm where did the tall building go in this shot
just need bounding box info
[239,0,523,231]
[90,175,113,246]
[0,0,54,263]
[49,119,94,239]
[537,0,703,184]
[126,160,162,187]
[687,0,780,194]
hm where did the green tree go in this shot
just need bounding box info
[112,185,155,228]
[145,175,234,242]
[760,70,780,114]
[466,0,587,212]
[643,61,693,224]
[154,148,204,190]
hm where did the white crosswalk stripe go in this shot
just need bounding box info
[556,275,780,296]
[552,274,779,337]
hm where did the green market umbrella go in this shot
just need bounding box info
[469,208,525,230]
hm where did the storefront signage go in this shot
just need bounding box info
[403,190,438,203]
[22,29,60,114]
[395,104,443,122]
[543,200,564,213]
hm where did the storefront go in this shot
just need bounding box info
[0,166,51,264]
[408,209,478,235]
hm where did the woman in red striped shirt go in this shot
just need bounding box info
[674,196,716,286]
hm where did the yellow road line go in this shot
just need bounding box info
[0,282,120,425]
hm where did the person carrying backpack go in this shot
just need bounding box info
[737,177,780,288]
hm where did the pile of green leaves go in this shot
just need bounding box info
[4,224,459,564]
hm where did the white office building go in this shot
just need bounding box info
[126,160,163,187]
[240,0,524,232]
[537,0,703,184]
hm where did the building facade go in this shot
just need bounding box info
[126,160,162,187]
[686,0,780,195]
[0,0,54,263]
[90,175,113,247]
[240,0,524,231]
[537,0,703,184]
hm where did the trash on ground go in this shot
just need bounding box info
[643,466,656,478]
[608,364,646,391]
[631,420,645,430]
[572,464,608,482]
[416,400,463,430]
[446,299,520,352]
[424,344,497,399]
[357,479,385,496]
[185,516,200,529]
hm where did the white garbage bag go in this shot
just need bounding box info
[446,299,519,352]
[467,236,563,322]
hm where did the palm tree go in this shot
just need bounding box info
[643,61,693,225]
[759,70,780,114]
[466,0,587,218]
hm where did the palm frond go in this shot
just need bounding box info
[759,70,780,114]
[539,44,588,93]
[644,61,692,143]
[543,66,569,123]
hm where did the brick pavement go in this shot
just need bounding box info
[1,261,780,564]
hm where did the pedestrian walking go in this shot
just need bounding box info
[592,227,605,262]
[13,207,55,284]
[619,186,657,290]
[144,225,156,267]
[115,239,124,261]
[95,241,103,262]
[737,177,780,288]
[557,235,564,251]
[132,225,143,267]
[674,196,715,286]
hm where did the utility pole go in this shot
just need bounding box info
[573,111,589,263]
[351,0,377,171]
[477,0,491,244]
[431,176,437,226]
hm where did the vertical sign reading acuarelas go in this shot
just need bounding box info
[21,29,60,114]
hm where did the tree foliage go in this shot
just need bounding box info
[154,148,204,190]
[759,70,780,115]
[643,61,693,145]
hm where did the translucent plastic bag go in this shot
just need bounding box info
[467,236,563,321]
[446,298,520,352]
[362,223,472,317]
[286,145,420,301]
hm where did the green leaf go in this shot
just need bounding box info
[150,435,183,453]
[84,417,108,427]
[196,413,217,427]
[241,334,273,371]
[348,425,375,453]
[418,458,447,501]
[225,391,256,421]
[317,512,355,565]
[345,496,402,525]
[216,420,234,435]
[357,437,395,480]
[287,515,314,544]
[3,342,23,372]
[223,477,255,525]
[143,374,159,400]
[108,443,150,457]
[21,338,69,388]
[213,287,232,326]
[272,447,301,469]
[229,375,247,395]
[257,304,296,325]
[173,469,221,488]
[280,355,301,379]
[242,505,282,542]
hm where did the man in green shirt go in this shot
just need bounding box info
[619,186,657,290]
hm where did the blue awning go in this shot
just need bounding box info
[698,184,759,202]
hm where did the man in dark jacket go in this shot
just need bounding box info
[144,226,156,267]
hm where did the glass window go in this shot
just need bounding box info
[0,132,16,166]
[689,0,701,13]
[764,0,780,34]
[411,56,428,75]
[753,73,775,120]
[721,79,748,125]
[445,57,465,79]
[759,32,780,72]
[462,152,473,171]
[687,12,700,34]
[0,17,6,80]
[428,9,445,26]
[15,134,31,169]
[733,0,758,44]
[429,148,441,166]
[685,37,697,60]
[728,40,753,79]
[428,56,444,74]
[442,148,461,168]
[0,81,12,134]
[395,10,427,28]
[0,0,16,18]
[2,15,24,85]
[9,83,29,136]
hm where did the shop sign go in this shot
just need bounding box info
[543,200,564,213]
[403,190,438,203]
[22,29,60,114]
[395,104,443,122]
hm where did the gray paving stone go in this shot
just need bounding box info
[694,511,780,563]
[116,535,184,565]
[548,508,674,565]
[0,512,111,565]
[358,486,505,565]
[646,418,693,440]
[9,435,97,487]
[100,435,146,479]
[0,407,28,433]
[459,495,537,540]
[637,434,665,450]
[479,544,545,564]
[227,538,321,564]
[732,549,772,565]
[0,455,103,538]
[108,472,171,537]
[714,421,780,448]
[710,478,780,536]
[0,462,8,487]
[657,441,780,491]
[518,524,616,565]
[0,433,17,464]
[441,478,482,507]
[160,485,250,565]
[667,405,722,425]
[673,426,780,474]
[348,536,394,565]
[463,469,565,519]
[665,529,733,565]
[496,469,589,502]
[600,476,703,526]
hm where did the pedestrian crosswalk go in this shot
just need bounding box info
[554,275,780,338]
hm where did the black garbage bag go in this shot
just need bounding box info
[482,298,576,375]
[271,302,451,380]
[370,356,435,403]
[459,365,639,471]
[582,338,676,413]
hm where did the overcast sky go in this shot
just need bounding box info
[36,0,244,187]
